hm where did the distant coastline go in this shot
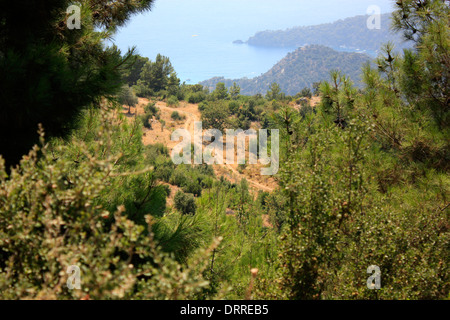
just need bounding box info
[239,13,411,53]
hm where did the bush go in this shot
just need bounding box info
[195,164,215,176]
[188,91,206,104]
[144,102,159,115]
[213,83,228,100]
[133,82,153,98]
[171,111,185,121]
[149,143,169,156]
[161,184,171,197]
[140,113,152,129]
[183,180,202,197]
[167,95,179,107]
[170,168,188,187]
[298,87,312,99]
[298,104,313,118]
[155,165,174,183]
[198,102,209,112]
[229,101,240,114]
[174,191,197,215]
[0,109,215,300]
[200,100,229,131]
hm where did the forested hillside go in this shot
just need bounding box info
[0,0,448,301]
[246,13,412,53]
[201,45,371,95]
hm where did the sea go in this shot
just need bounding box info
[111,0,394,84]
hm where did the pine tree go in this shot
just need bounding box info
[0,0,155,169]
[230,82,241,100]
[123,55,150,86]
[139,54,175,93]
[167,72,181,97]
[213,83,229,100]
[266,83,282,100]
[391,0,450,128]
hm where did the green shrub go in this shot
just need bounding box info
[198,101,209,112]
[144,102,159,115]
[161,184,171,197]
[229,101,240,114]
[171,111,185,121]
[167,95,179,107]
[170,168,188,187]
[151,143,169,156]
[155,165,174,183]
[158,90,169,100]
[183,180,202,197]
[174,191,197,215]
[194,164,215,177]
[133,82,153,98]
[188,91,206,104]
[0,109,216,300]
[140,113,152,129]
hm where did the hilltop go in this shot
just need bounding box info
[200,45,371,96]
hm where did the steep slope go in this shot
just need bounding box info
[200,45,371,96]
[246,14,410,53]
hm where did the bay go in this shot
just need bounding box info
[111,0,394,84]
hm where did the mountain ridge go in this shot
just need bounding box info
[244,13,411,54]
[200,45,371,96]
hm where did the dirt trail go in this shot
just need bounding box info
[132,98,276,193]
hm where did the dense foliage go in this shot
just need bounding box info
[0,0,448,300]
[254,0,449,300]
[0,107,219,299]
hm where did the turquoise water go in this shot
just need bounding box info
[112,0,394,84]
